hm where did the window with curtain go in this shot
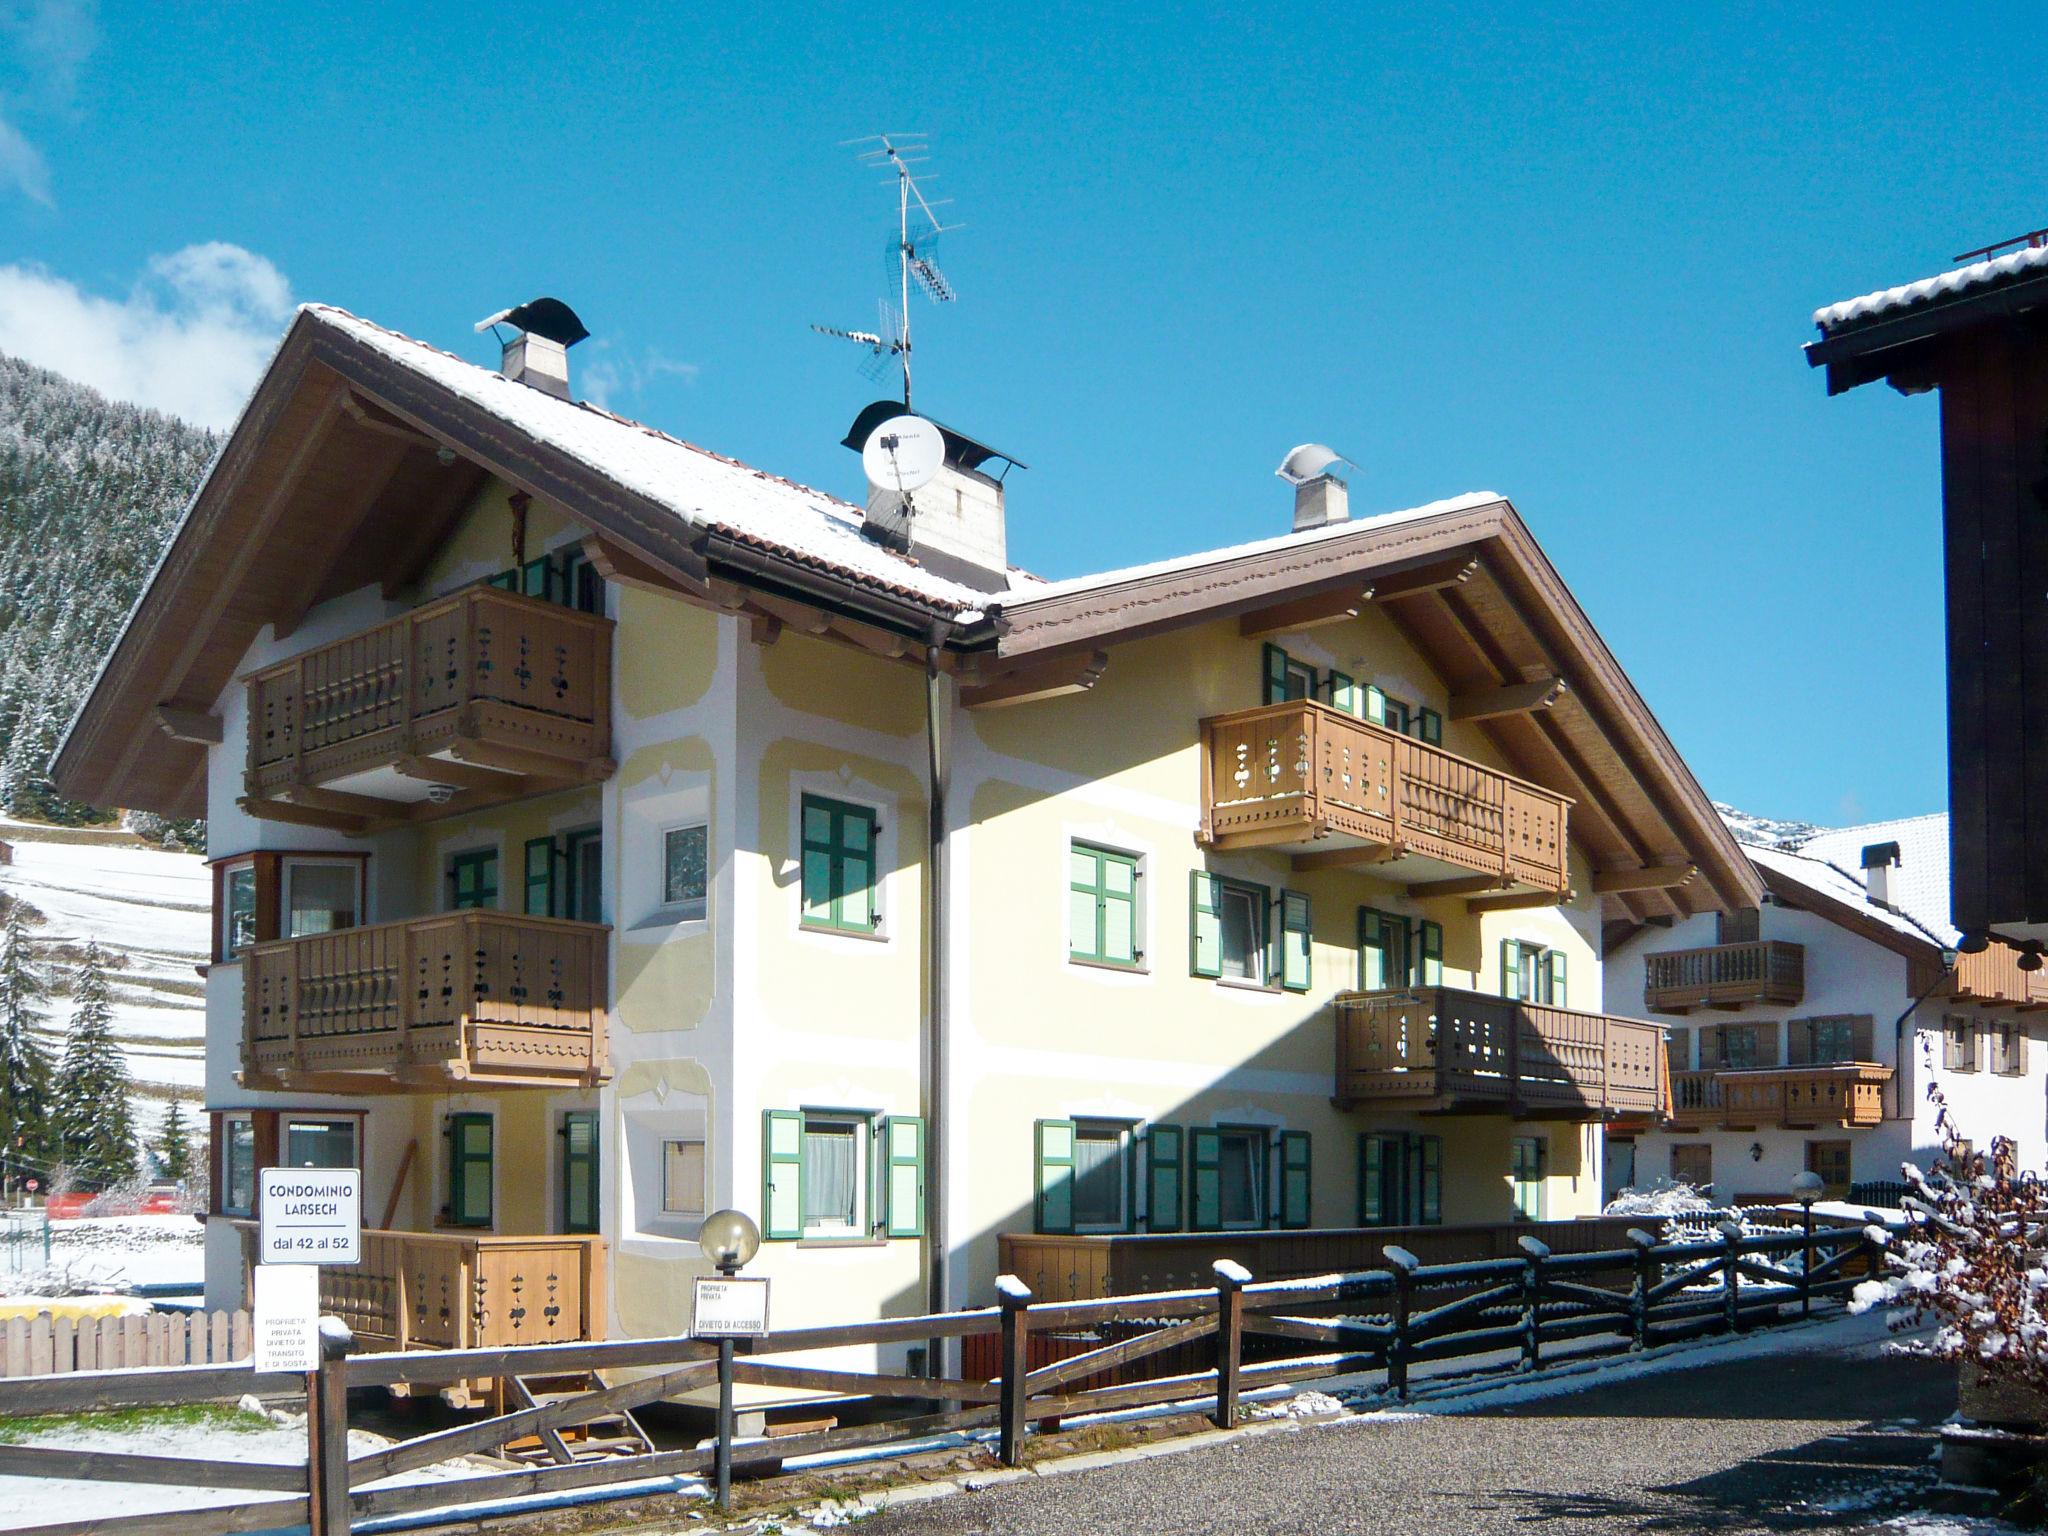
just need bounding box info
[662,1138,705,1215]
[1218,883,1265,983]
[1217,1128,1265,1229]
[801,1115,864,1234]
[285,862,359,937]
[1070,1122,1129,1231]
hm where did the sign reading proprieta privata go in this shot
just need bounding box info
[692,1275,771,1338]
[252,1263,320,1373]
[258,1167,361,1265]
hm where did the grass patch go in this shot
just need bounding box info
[0,1402,272,1443]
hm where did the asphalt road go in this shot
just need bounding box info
[858,1340,1955,1536]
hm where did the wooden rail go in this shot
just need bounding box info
[0,1218,1891,1536]
[1916,941,2048,1009]
[231,1223,605,1355]
[1333,986,1664,1116]
[1198,699,1570,891]
[1643,940,1805,1014]
[1667,1063,1892,1130]
[243,585,613,830]
[242,909,608,1090]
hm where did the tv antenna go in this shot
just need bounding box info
[812,134,958,409]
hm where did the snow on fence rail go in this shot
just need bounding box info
[0,1221,1891,1536]
[0,1309,249,1377]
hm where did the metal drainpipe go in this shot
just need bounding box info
[922,622,950,1363]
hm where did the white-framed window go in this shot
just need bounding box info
[800,1111,872,1236]
[283,859,361,938]
[1216,1126,1267,1230]
[1071,1120,1133,1233]
[661,823,709,921]
[662,1138,706,1215]
[1218,881,1266,984]
[283,1117,356,1169]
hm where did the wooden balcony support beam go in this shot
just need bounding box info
[1591,863,1698,894]
[580,531,714,601]
[1406,873,1510,899]
[392,755,519,793]
[1449,676,1566,722]
[153,704,223,745]
[1467,887,1575,914]
[237,795,367,835]
[1237,586,1369,639]
[962,650,1110,710]
[447,738,615,782]
[1367,555,1481,602]
[1292,841,1407,873]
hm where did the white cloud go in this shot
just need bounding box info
[0,242,294,428]
[0,112,47,204]
[580,343,698,410]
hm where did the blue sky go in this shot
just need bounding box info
[0,2,2041,829]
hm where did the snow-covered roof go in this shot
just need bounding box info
[310,306,1003,613]
[1813,243,2048,335]
[1742,812,1955,949]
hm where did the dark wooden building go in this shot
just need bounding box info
[1807,238,2048,950]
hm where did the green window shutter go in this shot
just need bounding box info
[446,1113,493,1228]
[1279,1131,1311,1229]
[560,1111,599,1233]
[1279,890,1312,992]
[1146,1125,1184,1232]
[1190,1128,1223,1230]
[486,569,518,592]
[1419,1135,1443,1224]
[1546,951,1568,1008]
[1358,1135,1384,1226]
[1357,908,1384,991]
[763,1110,804,1240]
[1329,670,1358,717]
[801,796,881,932]
[1035,1119,1076,1235]
[1189,870,1222,978]
[1262,642,1290,705]
[524,836,557,918]
[1417,920,1444,985]
[521,554,553,600]
[881,1115,926,1238]
[1071,844,1139,966]
[1363,684,1387,726]
[1417,708,1443,746]
[1500,938,1522,999]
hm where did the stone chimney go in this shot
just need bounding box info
[1861,840,1902,909]
[473,297,590,402]
[1293,473,1350,532]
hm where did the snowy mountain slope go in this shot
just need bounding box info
[1713,801,1824,850]
[0,819,208,1140]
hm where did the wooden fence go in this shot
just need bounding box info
[0,1218,1889,1536]
[1,1309,250,1377]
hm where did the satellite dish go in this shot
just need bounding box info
[1276,443,1356,486]
[862,414,946,496]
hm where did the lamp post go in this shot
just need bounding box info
[1790,1170,1824,1318]
[698,1208,762,1513]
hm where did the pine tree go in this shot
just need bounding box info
[158,1092,191,1184]
[0,905,50,1191]
[53,942,134,1187]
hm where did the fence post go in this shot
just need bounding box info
[1800,1203,1814,1319]
[1212,1260,1250,1429]
[1626,1228,1657,1352]
[1517,1235,1549,1372]
[307,1317,354,1536]
[996,1274,1032,1468]
[1384,1245,1419,1401]
[1719,1219,1744,1336]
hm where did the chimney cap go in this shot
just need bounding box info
[1276,443,1356,487]
[840,399,1025,478]
[474,296,590,347]
[1860,840,1902,870]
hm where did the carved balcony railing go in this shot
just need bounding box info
[1643,940,1806,1014]
[1333,986,1663,1118]
[1667,1063,1891,1130]
[243,585,613,832]
[1199,700,1570,892]
[242,910,608,1092]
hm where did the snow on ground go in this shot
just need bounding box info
[0,1404,492,1532]
[40,1214,206,1291]
[0,822,209,1141]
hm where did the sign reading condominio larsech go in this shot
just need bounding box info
[258,1167,361,1266]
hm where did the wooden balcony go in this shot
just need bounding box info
[1333,986,1663,1119]
[242,910,609,1093]
[242,585,614,833]
[1668,1064,1891,1130]
[1915,943,2048,1011]
[1199,700,1571,893]
[234,1223,603,1361]
[1643,940,1805,1014]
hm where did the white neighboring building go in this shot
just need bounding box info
[1608,813,2048,1204]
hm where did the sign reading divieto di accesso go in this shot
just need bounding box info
[258,1167,361,1266]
